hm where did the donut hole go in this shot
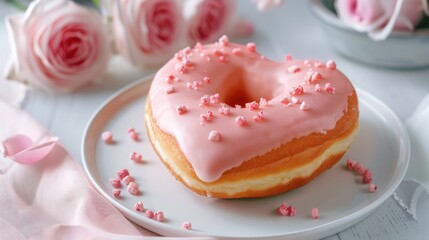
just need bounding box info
[219,68,277,107]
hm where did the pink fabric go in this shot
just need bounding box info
[0,99,210,239]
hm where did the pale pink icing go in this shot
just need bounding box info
[149,39,355,182]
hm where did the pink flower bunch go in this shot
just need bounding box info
[335,0,429,40]
[4,0,247,92]
[5,0,110,93]
[104,0,240,68]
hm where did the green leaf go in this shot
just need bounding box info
[92,0,100,8]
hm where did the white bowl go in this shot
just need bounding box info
[310,0,429,69]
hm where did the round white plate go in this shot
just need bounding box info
[82,76,410,240]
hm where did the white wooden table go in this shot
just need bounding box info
[1,1,429,239]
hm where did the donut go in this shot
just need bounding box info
[145,36,359,199]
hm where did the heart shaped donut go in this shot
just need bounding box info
[145,36,359,198]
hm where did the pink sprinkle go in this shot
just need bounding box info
[315,62,325,68]
[326,60,337,70]
[146,210,154,219]
[346,159,357,170]
[311,71,323,82]
[122,175,134,185]
[253,111,264,121]
[134,201,144,212]
[165,74,175,84]
[110,178,121,188]
[232,48,242,55]
[210,93,220,104]
[128,131,139,141]
[154,211,165,222]
[128,128,135,133]
[183,46,191,55]
[312,208,319,219]
[286,206,296,216]
[183,222,192,230]
[277,202,288,216]
[235,116,246,126]
[300,101,310,110]
[130,152,143,163]
[362,169,373,184]
[175,62,187,74]
[194,42,203,49]
[219,55,228,63]
[208,130,220,142]
[200,95,211,107]
[112,189,121,198]
[259,98,268,107]
[281,96,290,105]
[353,163,366,175]
[219,35,229,46]
[101,131,113,144]
[288,65,301,73]
[200,111,213,122]
[235,105,242,109]
[207,110,214,118]
[186,82,192,89]
[315,84,321,92]
[325,83,336,94]
[117,169,129,180]
[218,106,231,115]
[165,86,176,94]
[127,182,139,195]
[368,183,377,192]
[247,101,259,110]
[304,60,310,65]
[284,55,293,61]
[183,58,194,68]
[246,42,256,52]
[289,85,304,95]
[176,105,187,115]
[203,76,211,84]
[213,49,224,57]
[291,97,300,104]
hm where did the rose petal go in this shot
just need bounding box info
[1,134,59,164]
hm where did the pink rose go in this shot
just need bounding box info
[107,0,184,68]
[335,0,424,40]
[184,0,236,44]
[252,0,285,12]
[5,0,110,92]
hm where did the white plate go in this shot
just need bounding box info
[82,76,410,240]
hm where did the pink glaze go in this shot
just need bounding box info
[149,40,355,182]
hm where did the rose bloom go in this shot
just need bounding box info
[107,0,184,68]
[184,0,236,45]
[335,0,423,40]
[5,0,110,92]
